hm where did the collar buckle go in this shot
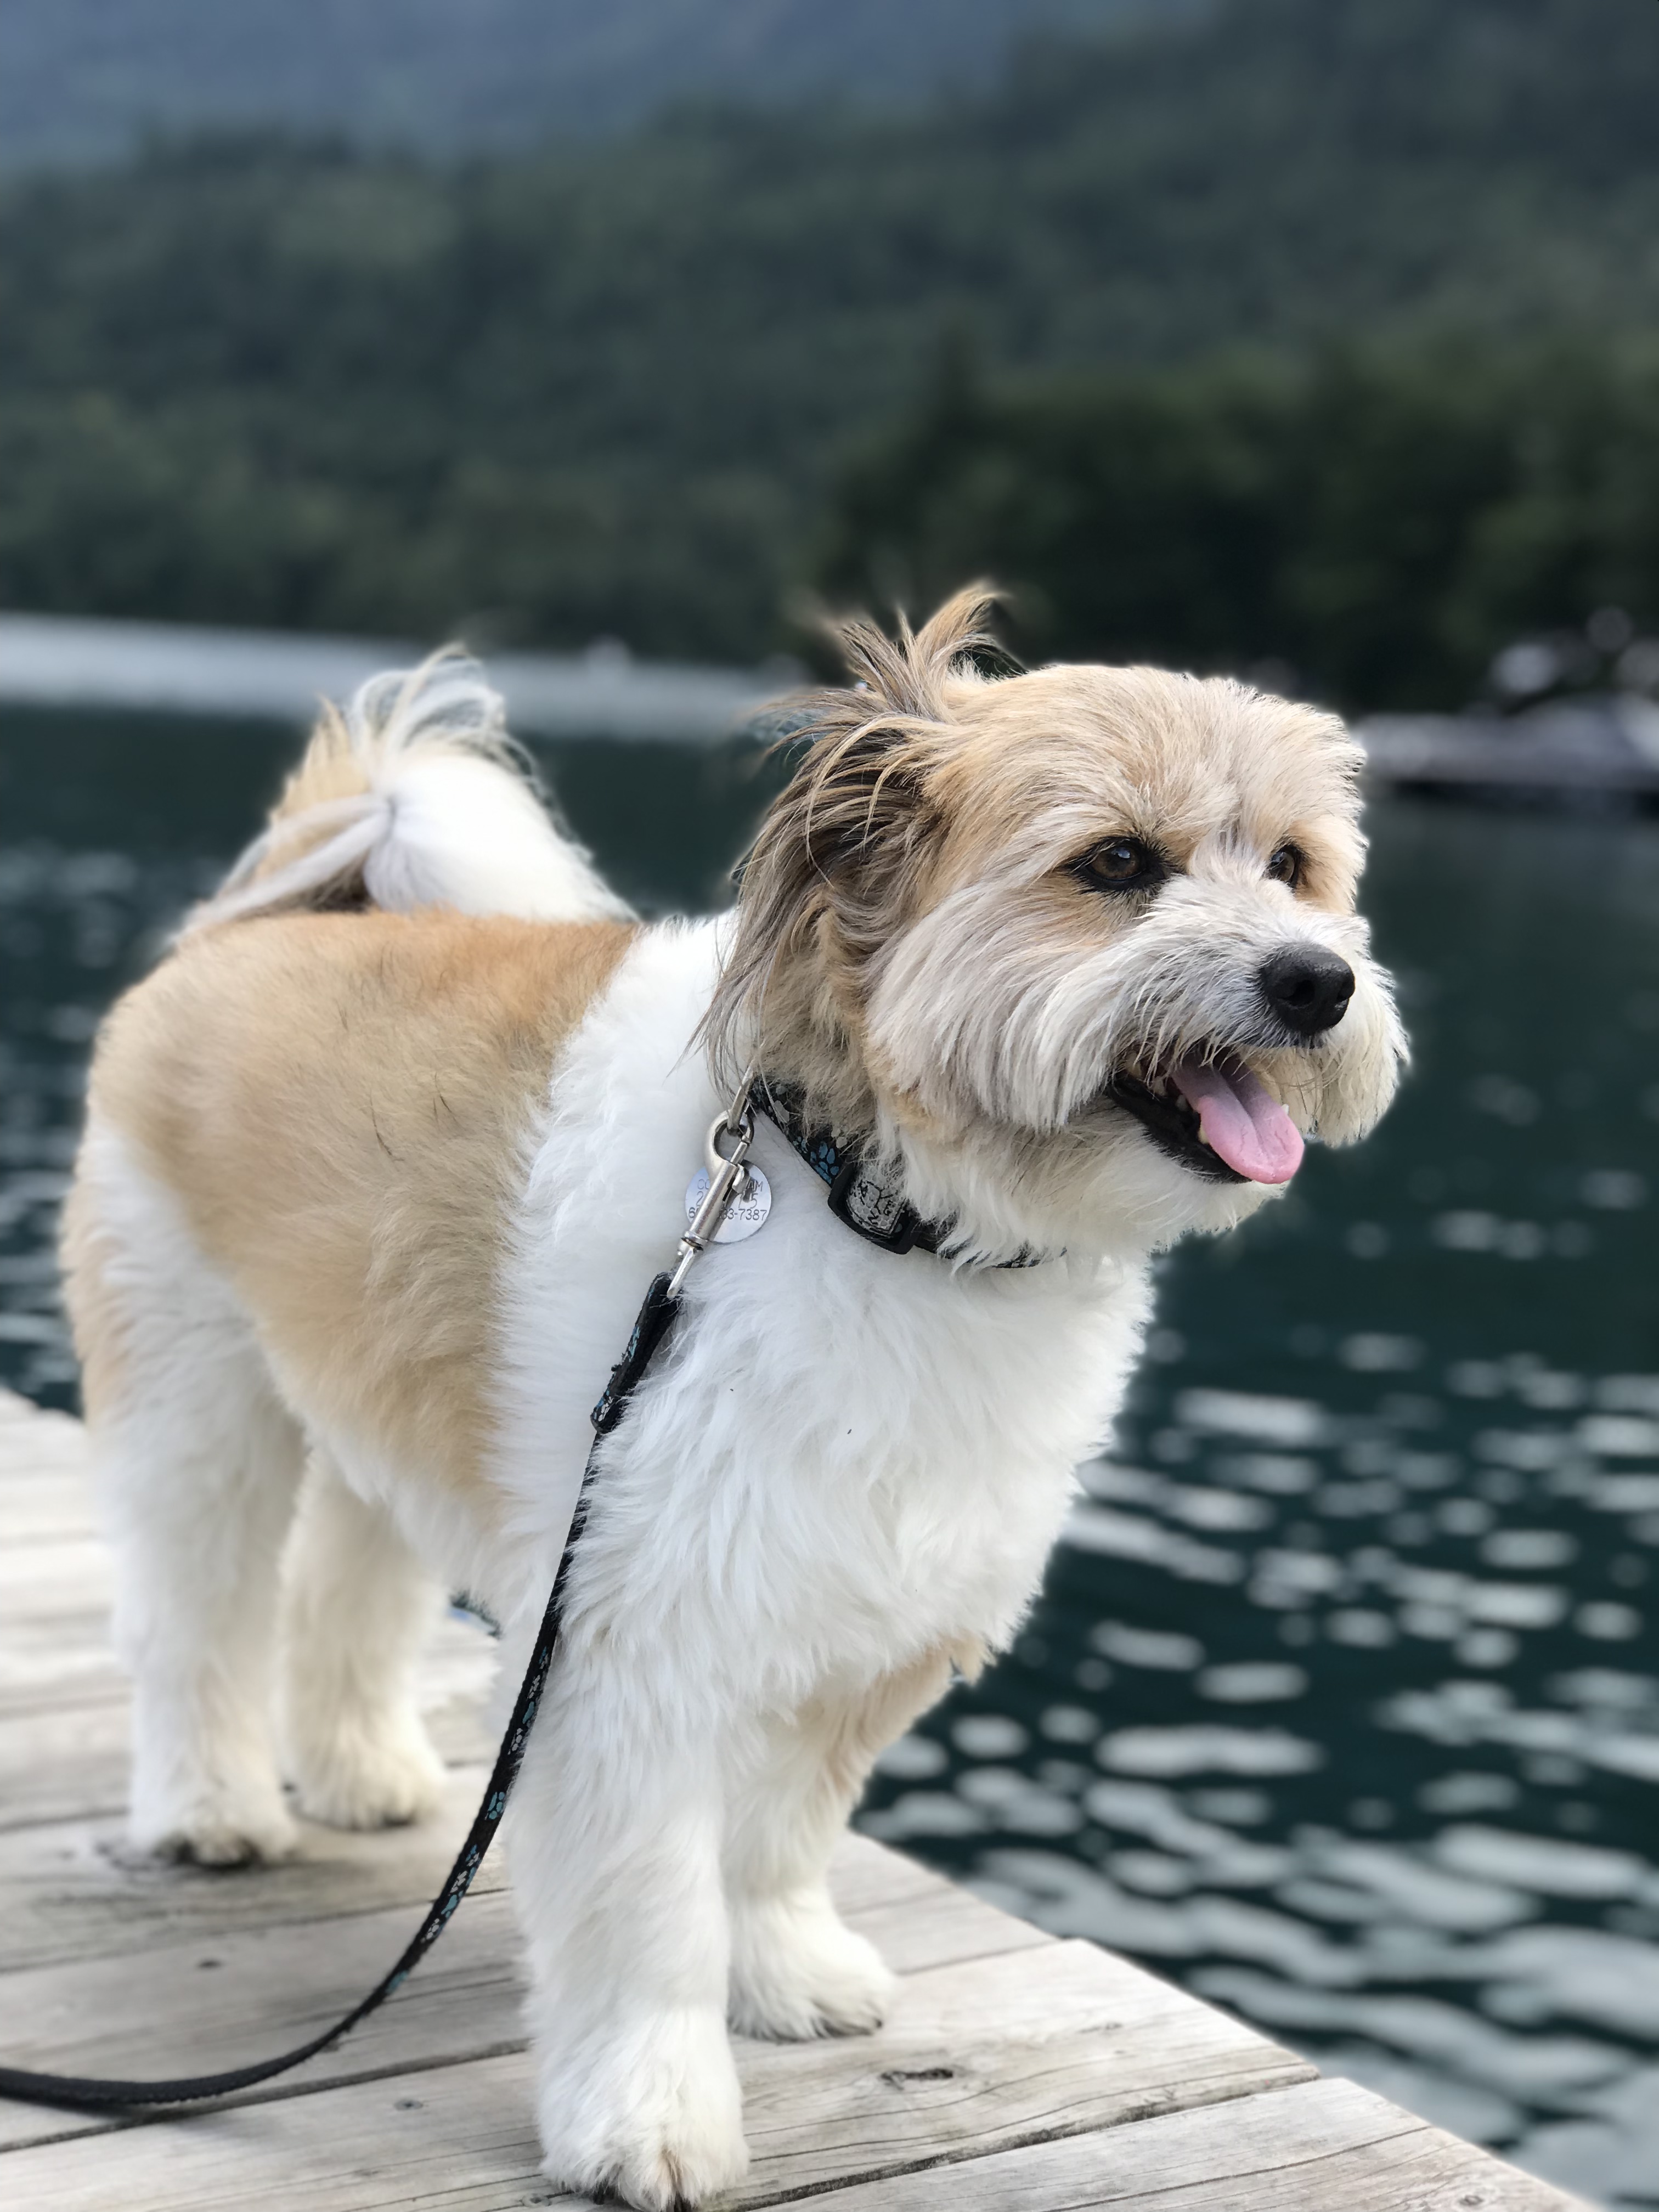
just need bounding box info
[826,1155,928,1255]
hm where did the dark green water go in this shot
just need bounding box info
[3,709,1656,2207]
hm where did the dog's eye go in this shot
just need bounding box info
[1266,844,1304,889]
[1074,836,1163,893]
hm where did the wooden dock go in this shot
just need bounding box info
[0,1385,1592,2211]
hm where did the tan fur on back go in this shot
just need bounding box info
[79,911,635,1502]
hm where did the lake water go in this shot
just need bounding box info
[3,707,1656,2207]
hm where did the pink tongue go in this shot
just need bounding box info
[1170,1053,1304,1184]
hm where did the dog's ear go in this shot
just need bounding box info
[703,586,1003,1090]
[828,583,1005,722]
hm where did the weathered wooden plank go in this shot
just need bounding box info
[0,1938,1313,2201]
[0,1886,529,2154]
[0,1835,1057,2149]
[732,1937,1312,2205]
[0,1701,139,1830]
[0,1633,121,1718]
[0,1402,97,1549]
[822,1853,1054,1983]
[0,1471,98,1547]
[0,1537,111,1622]
[0,1612,500,1829]
[0,1825,1035,1990]
[0,1393,89,1464]
[0,2056,559,2212]
[3,1796,984,1979]
[0,1690,499,1833]
[778,2076,1591,2211]
[0,1767,503,1973]
[0,1603,497,1713]
[16,2051,1572,2212]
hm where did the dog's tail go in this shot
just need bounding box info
[182,650,629,934]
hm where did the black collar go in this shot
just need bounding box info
[752,1078,1042,1268]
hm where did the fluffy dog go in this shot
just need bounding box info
[60,589,1403,2205]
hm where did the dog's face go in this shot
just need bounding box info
[713,591,1406,1259]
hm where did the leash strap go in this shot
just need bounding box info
[0,1270,681,2113]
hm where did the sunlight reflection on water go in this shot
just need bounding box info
[863,1373,1659,2195]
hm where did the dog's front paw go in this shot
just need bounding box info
[537,2006,747,2211]
[728,1891,896,2040]
[129,1785,298,1869]
[286,1718,446,1831]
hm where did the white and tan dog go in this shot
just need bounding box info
[61,590,1403,2206]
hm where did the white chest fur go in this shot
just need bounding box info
[486,924,1152,1701]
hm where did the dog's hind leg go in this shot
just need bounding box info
[277,1449,447,1830]
[65,1127,306,1866]
[723,1646,955,2040]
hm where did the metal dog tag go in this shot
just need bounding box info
[684,1165,771,1243]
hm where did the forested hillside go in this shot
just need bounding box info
[2,0,1655,701]
[820,346,1659,712]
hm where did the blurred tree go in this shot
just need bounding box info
[2,0,1656,678]
[815,345,1659,712]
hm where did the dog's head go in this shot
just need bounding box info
[709,588,1406,1260]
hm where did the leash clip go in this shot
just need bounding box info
[669,1075,755,1296]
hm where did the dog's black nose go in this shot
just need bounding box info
[1260,946,1355,1036]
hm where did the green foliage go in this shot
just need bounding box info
[818,343,1659,711]
[1,0,1656,684]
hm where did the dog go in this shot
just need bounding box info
[59,588,1404,2206]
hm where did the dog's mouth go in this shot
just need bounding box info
[1101,1048,1305,1186]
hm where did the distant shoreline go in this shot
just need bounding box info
[0,612,791,744]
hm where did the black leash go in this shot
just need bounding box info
[0,1262,688,2113]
